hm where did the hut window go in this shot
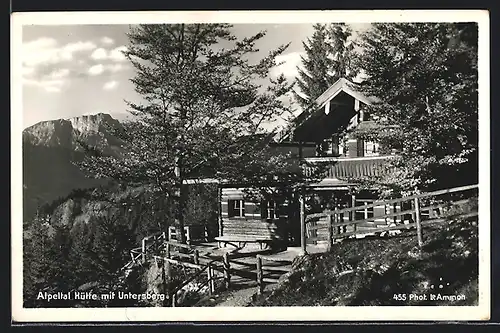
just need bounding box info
[355,200,374,220]
[261,200,278,219]
[228,199,245,217]
[364,141,380,156]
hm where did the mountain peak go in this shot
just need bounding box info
[68,113,120,135]
[23,113,122,150]
[22,113,124,221]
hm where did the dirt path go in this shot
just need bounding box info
[215,285,258,307]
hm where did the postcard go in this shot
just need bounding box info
[11,9,490,322]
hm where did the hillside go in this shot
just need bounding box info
[22,113,123,221]
[249,216,478,306]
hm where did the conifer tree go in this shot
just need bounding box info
[23,219,75,307]
[351,23,478,195]
[91,212,135,289]
[294,23,356,110]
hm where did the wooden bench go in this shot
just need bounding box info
[215,220,286,250]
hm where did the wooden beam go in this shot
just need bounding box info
[218,187,223,237]
[351,194,357,233]
[193,250,199,265]
[299,189,307,255]
[414,197,423,247]
[223,252,231,290]
[141,238,147,263]
[327,214,333,251]
[207,265,213,296]
[256,255,264,295]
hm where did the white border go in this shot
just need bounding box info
[11,10,491,322]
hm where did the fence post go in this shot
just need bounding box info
[168,226,174,241]
[256,255,264,295]
[165,260,173,306]
[299,191,307,255]
[352,203,357,233]
[185,226,191,245]
[414,197,423,247]
[327,214,333,251]
[141,237,147,263]
[335,211,341,235]
[350,194,356,221]
[332,213,338,238]
[411,200,416,224]
[210,267,216,294]
[218,187,223,237]
[207,265,214,295]
[341,212,347,233]
[193,249,199,265]
[393,203,398,224]
[171,291,177,307]
[223,252,231,290]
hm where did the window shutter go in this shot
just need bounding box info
[357,139,365,157]
[260,201,267,219]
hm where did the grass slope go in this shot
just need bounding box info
[250,218,478,306]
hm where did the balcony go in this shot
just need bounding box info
[301,155,393,181]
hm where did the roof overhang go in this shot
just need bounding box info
[276,78,375,143]
[315,78,373,109]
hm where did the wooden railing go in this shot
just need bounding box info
[256,255,292,294]
[305,184,478,248]
[154,254,224,307]
[122,231,270,306]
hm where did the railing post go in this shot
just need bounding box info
[141,237,147,263]
[327,214,333,251]
[299,191,307,255]
[166,243,171,259]
[171,291,177,307]
[207,265,214,295]
[185,226,191,245]
[336,211,341,235]
[414,197,423,247]
[411,200,416,224]
[341,212,347,233]
[165,259,173,306]
[393,203,397,224]
[168,226,174,241]
[218,187,223,237]
[210,267,216,294]
[223,252,231,290]
[256,255,264,295]
[350,194,356,222]
[193,249,199,265]
[352,212,357,233]
[332,213,338,238]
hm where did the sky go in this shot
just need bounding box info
[21,23,370,129]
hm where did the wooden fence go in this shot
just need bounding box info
[255,255,292,294]
[123,231,272,306]
[304,184,478,249]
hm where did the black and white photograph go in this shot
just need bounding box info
[11,10,490,322]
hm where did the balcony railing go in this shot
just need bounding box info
[302,155,394,180]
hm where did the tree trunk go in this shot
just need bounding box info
[174,153,187,244]
[174,182,187,244]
